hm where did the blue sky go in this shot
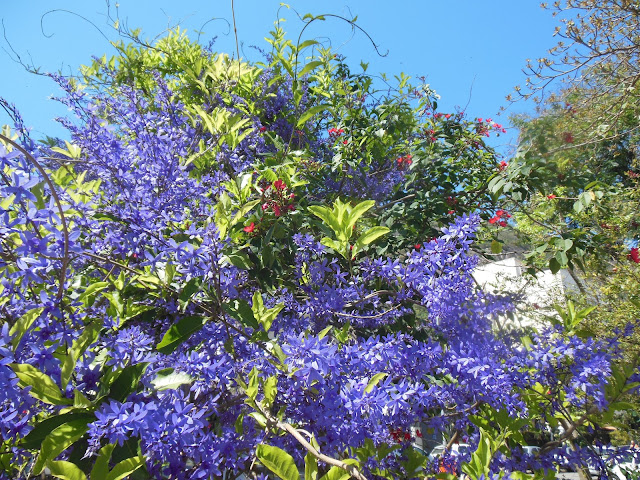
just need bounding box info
[0,1,561,154]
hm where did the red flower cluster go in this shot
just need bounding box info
[476,118,507,137]
[489,209,511,227]
[328,127,344,137]
[389,427,412,443]
[433,112,455,120]
[260,178,296,217]
[396,154,413,169]
[499,161,508,171]
[424,128,437,142]
[562,132,574,144]
[547,194,557,199]
[629,247,640,264]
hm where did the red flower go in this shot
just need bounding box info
[547,194,557,199]
[415,244,421,250]
[489,217,497,224]
[499,161,508,171]
[243,222,255,233]
[259,126,267,132]
[629,247,640,264]
[273,179,286,191]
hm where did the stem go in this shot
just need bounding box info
[259,407,369,480]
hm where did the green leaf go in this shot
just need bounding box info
[73,390,92,408]
[223,252,254,270]
[298,39,319,50]
[320,237,344,256]
[549,257,561,274]
[108,362,149,402]
[151,368,192,391]
[232,199,261,224]
[223,299,258,329]
[247,367,260,401]
[305,452,318,480]
[263,376,278,407]
[318,326,332,340]
[61,321,101,389]
[319,466,351,480]
[251,291,284,332]
[105,455,145,480]
[345,200,375,231]
[34,420,89,474]
[178,278,203,310]
[256,444,300,480]
[573,200,584,214]
[353,226,390,258]
[249,412,268,428]
[21,412,95,450]
[157,316,207,354]
[10,363,71,405]
[298,61,323,78]
[364,373,388,394]
[90,444,116,480]
[78,282,109,306]
[9,307,44,346]
[491,240,503,254]
[46,460,87,480]
[297,104,332,127]
[309,205,342,238]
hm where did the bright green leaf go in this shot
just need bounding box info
[256,444,300,480]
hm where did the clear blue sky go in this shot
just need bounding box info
[0,1,561,155]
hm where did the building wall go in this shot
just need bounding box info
[473,256,579,327]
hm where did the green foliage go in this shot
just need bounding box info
[256,444,300,480]
[309,199,389,260]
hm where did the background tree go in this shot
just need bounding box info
[500,0,640,449]
[513,0,640,145]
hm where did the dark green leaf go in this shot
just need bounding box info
[157,316,207,354]
[21,412,95,450]
[223,299,258,329]
[108,363,149,402]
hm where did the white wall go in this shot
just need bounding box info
[473,256,579,328]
